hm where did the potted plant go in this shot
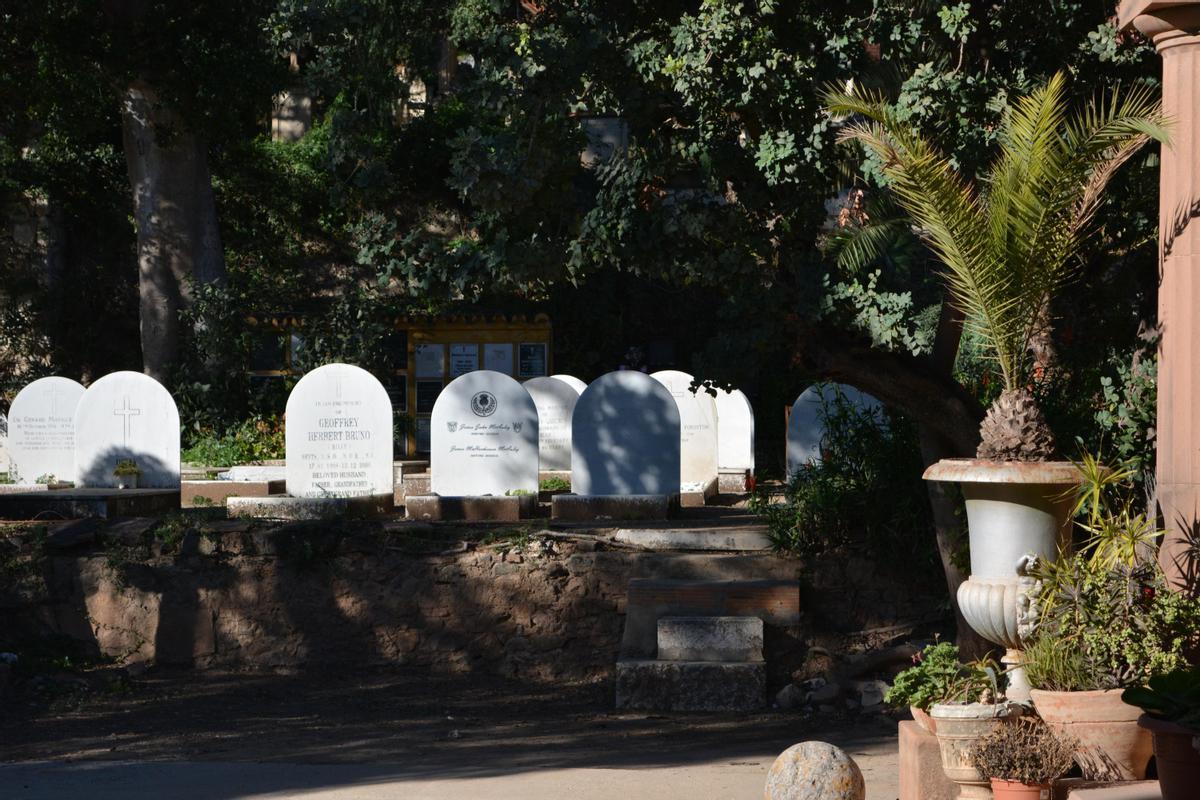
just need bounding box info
[970,717,1075,799]
[113,459,141,490]
[825,75,1167,700]
[885,642,975,734]
[1019,475,1200,781]
[898,647,1024,797]
[1122,667,1200,800]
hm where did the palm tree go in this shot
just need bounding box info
[824,73,1168,461]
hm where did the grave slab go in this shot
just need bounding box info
[0,489,180,520]
[717,469,752,494]
[223,465,287,482]
[611,526,771,552]
[181,480,286,508]
[405,494,536,522]
[572,371,680,496]
[614,659,766,711]
[286,364,394,499]
[524,376,579,472]
[1053,780,1162,800]
[657,616,763,662]
[431,371,539,497]
[551,494,671,522]
[620,578,801,659]
[8,376,85,485]
[714,387,755,475]
[75,372,180,488]
[651,370,719,496]
[227,494,393,521]
[899,720,954,800]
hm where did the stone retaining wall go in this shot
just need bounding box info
[0,519,945,684]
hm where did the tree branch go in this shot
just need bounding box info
[794,323,983,456]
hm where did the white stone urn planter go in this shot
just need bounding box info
[930,701,1024,799]
[923,459,1080,703]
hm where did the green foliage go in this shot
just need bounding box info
[884,643,1002,710]
[969,718,1076,785]
[826,74,1167,393]
[1027,556,1200,690]
[112,460,141,477]
[1094,329,1158,485]
[750,386,934,573]
[182,415,285,467]
[539,476,570,492]
[1123,667,1200,731]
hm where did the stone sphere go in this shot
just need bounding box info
[764,741,865,800]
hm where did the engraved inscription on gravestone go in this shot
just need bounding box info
[524,376,579,472]
[431,370,538,496]
[285,363,393,498]
[9,376,86,484]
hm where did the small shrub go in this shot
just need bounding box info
[749,387,935,574]
[182,414,285,467]
[113,459,141,477]
[969,718,1076,785]
[539,476,570,492]
[1122,666,1200,731]
[885,642,1003,710]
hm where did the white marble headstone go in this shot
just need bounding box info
[787,382,883,477]
[573,371,680,496]
[550,374,588,394]
[285,364,394,498]
[75,372,179,488]
[715,388,755,472]
[8,377,86,484]
[523,377,579,472]
[431,371,539,496]
[650,370,718,493]
[0,412,8,474]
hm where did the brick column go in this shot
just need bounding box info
[1119,1,1200,590]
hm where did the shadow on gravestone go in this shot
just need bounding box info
[572,371,680,496]
[523,376,580,473]
[74,372,180,489]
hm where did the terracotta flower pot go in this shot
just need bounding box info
[1030,689,1151,780]
[911,705,937,735]
[1138,715,1200,800]
[990,779,1051,799]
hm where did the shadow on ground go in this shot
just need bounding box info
[1,667,898,798]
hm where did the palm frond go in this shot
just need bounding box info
[823,73,1166,391]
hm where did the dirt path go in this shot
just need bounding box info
[1,668,900,798]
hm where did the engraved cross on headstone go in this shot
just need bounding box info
[114,395,142,446]
[47,384,64,417]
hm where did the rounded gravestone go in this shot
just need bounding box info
[285,363,394,498]
[431,370,539,496]
[715,387,755,472]
[9,377,86,484]
[550,374,588,394]
[572,371,680,496]
[75,372,179,488]
[786,383,883,478]
[764,741,866,800]
[523,376,580,472]
[650,370,718,492]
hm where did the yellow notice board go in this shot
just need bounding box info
[244,312,552,457]
[404,313,552,455]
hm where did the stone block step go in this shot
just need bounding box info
[614,659,766,711]
[1053,780,1161,800]
[551,494,672,522]
[656,616,763,662]
[611,526,770,551]
[620,578,800,659]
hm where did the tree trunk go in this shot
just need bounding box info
[120,82,225,382]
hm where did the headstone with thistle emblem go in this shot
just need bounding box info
[431,370,539,496]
